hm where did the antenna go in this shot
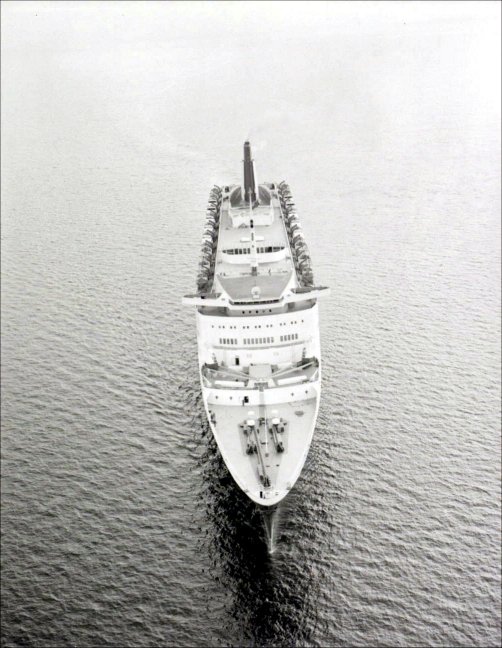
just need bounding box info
[249,190,259,278]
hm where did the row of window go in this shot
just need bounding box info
[213,319,303,330]
[213,389,310,402]
[218,334,299,346]
[223,246,284,255]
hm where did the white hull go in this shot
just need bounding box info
[197,304,322,506]
[183,143,329,507]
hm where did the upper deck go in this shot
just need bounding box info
[183,141,329,311]
[212,184,297,302]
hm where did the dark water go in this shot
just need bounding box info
[2,4,501,647]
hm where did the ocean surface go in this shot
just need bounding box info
[1,3,501,647]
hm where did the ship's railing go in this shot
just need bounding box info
[201,357,319,390]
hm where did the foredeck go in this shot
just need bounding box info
[207,394,318,504]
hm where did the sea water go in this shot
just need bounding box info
[2,3,500,646]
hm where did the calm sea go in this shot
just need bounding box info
[2,3,500,647]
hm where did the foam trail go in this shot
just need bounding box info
[262,505,280,554]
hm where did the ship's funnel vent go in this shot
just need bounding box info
[243,141,258,207]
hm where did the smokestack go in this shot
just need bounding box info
[243,141,258,206]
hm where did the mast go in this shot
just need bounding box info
[249,199,258,278]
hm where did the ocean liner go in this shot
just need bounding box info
[183,142,329,506]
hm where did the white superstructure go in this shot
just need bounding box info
[183,142,329,506]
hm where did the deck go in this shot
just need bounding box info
[212,187,298,302]
[206,393,318,505]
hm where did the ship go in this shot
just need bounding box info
[183,142,329,506]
